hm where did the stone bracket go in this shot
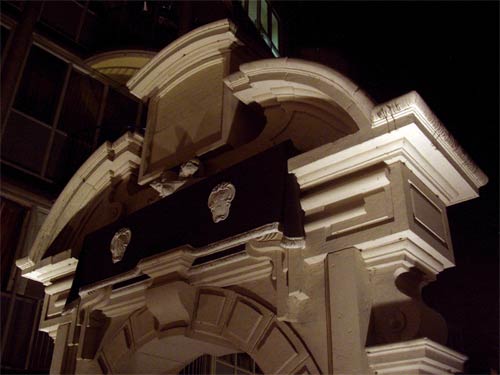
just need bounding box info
[246,239,309,322]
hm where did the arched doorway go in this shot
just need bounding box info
[179,352,263,375]
[90,286,319,374]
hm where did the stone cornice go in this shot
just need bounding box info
[127,19,240,99]
[366,338,467,374]
[23,132,143,265]
[224,58,375,130]
[290,123,481,206]
[358,233,454,275]
[372,91,487,189]
[18,249,78,286]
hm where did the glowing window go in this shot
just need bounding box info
[260,0,268,33]
[271,12,279,48]
[248,0,258,23]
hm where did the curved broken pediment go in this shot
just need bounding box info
[127,19,266,185]
[223,58,375,152]
[126,20,375,185]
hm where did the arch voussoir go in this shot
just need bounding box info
[94,285,319,374]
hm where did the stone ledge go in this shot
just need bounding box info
[371,91,487,189]
[366,338,467,375]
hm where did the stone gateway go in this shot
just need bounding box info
[17,20,486,375]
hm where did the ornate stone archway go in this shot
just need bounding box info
[80,286,319,374]
[17,18,485,375]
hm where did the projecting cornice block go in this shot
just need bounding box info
[290,91,487,206]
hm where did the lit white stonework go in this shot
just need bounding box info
[208,182,236,223]
[149,158,201,198]
[18,20,482,375]
[366,338,467,374]
[110,228,132,264]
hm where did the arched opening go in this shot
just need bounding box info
[179,352,263,375]
[91,287,319,375]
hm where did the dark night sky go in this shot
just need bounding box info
[279,1,499,372]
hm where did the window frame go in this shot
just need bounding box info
[1,36,144,188]
[238,0,281,56]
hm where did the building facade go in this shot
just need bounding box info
[13,18,488,374]
[1,1,280,373]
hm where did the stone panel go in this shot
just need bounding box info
[150,62,224,168]
[103,325,132,370]
[130,308,157,347]
[410,184,447,243]
[291,358,317,375]
[254,324,299,374]
[194,291,227,328]
[226,299,262,341]
[223,297,273,352]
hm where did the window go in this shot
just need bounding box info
[216,353,263,375]
[271,13,278,48]
[260,0,268,33]
[248,1,258,24]
[99,88,140,144]
[238,0,280,56]
[78,8,99,47]
[13,45,68,124]
[57,69,104,143]
[0,199,27,290]
[46,133,92,184]
[3,1,25,11]
[40,0,83,40]
[1,111,51,174]
[2,42,144,191]
[39,0,100,48]
[179,353,263,375]
[1,26,11,61]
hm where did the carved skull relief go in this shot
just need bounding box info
[208,182,236,223]
[110,228,132,263]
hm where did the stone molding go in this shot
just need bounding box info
[300,166,390,214]
[224,58,374,131]
[77,245,274,300]
[21,132,143,265]
[366,338,467,374]
[126,19,251,184]
[189,251,272,287]
[19,249,77,286]
[92,286,320,374]
[372,91,487,189]
[85,49,155,67]
[84,49,155,83]
[291,122,482,206]
[358,234,453,276]
[127,19,240,99]
[13,31,484,374]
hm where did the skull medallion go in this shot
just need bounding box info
[208,182,236,223]
[110,228,132,263]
